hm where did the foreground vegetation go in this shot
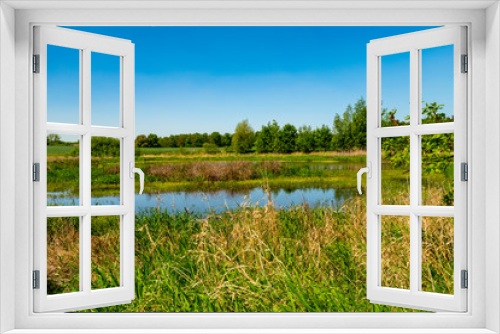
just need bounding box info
[47,185,453,312]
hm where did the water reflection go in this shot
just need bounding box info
[48,186,358,213]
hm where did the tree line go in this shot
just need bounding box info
[135,132,233,149]
[51,97,453,158]
[47,134,76,146]
[135,97,368,154]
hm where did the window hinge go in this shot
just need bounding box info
[33,163,40,182]
[461,162,468,182]
[461,270,468,289]
[461,54,468,73]
[33,270,40,289]
[33,54,40,73]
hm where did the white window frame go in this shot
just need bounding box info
[366,26,468,312]
[33,26,136,313]
[1,2,499,333]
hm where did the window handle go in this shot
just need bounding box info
[129,162,145,194]
[357,162,371,195]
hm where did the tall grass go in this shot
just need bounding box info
[47,186,453,312]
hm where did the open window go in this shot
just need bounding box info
[364,26,467,312]
[33,26,139,312]
[31,24,467,315]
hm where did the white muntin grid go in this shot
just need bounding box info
[366,26,467,312]
[33,26,136,313]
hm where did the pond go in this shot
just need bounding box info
[48,186,358,213]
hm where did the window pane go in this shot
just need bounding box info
[381,52,410,127]
[47,45,80,124]
[47,133,80,206]
[421,133,454,206]
[421,45,454,124]
[91,52,120,127]
[91,215,120,290]
[381,136,410,205]
[47,216,80,295]
[381,215,410,290]
[91,136,121,205]
[421,216,454,295]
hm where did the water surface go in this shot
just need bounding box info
[48,186,357,213]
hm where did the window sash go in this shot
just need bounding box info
[33,26,136,313]
[366,26,467,312]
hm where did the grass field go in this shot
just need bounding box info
[47,145,77,156]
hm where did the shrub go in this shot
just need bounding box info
[91,137,120,157]
[69,146,79,157]
[203,143,219,154]
[67,137,121,157]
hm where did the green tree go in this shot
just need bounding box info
[331,113,345,151]
[330,97,366,151]
[255,120,279,153]
[146,133,160,148]
[341,105,354,150]
[314,125,332,151]
[174,134,188,148]
[209,132,222,146]
[351,97,367,149]
[91,137,120,157]
[202,133,210,145]
[421,133,454,175]
[232,119,255,154]
[135,134,148,148]
[381,108,407,127]
[47,134,62,146]
[221,133,232,147]
[184,135,192,148]
[296,125,315,153]
[276,123,297,153]
[191,133,204,147]
[382,102,453,176]
[422,102,449,124]
[159,136,175,148]
[382,136,410,169]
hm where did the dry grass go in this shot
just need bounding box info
[47,216,121,294]
[47,156,79,163]
[148,161,263,182]
[47,217,79,294]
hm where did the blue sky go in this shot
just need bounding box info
[47,26,453,136]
